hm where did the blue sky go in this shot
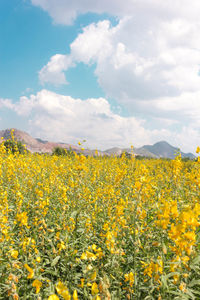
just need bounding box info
[0,0,200,152]
[0,0,110,100]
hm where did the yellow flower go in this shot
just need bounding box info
[12,262,20,269]
[196,146,200,153]
[24,264,34,279]
[80,278,84,288]
[179,282,187,293]
[57,241,66,251]
[13,294,19,300]
[48,295,60,300]
[36,256,41,263]
[92,244,97,251]
[80,252,87,260]
[124,271,134,287]
[10,250,18,259]
[91,282,99,295]
[56,281,67,294]
[73,290,78,300]
[86,251,97,260]
[173,274,179,284]
[56,281,71,300]
[61,290,71,300]
[16,211,28,226]
[32,279,42,294]
[8,273,14,281]
[90,271,97,281]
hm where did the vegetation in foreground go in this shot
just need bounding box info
[1,135,200,299]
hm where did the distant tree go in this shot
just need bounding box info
[120,151,132,159]
[52,147,66,156]
[182,157,193,162]
[52,147,75,157]
[4,139,27,154]
[135,155,154,160]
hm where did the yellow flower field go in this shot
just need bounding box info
[0,140,200,299]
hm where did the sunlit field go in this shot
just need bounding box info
[1,140,200,299]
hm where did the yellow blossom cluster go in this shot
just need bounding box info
[0,139,200,299]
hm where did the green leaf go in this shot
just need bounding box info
[51,256,60,267]
[190,289,200,296]
[190,255,200,269]
[71,211,78,219]
[188,279,200,287]
[185,288,195,299]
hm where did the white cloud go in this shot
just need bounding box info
[0,98,15,110]
[18,89,155,149]
[2,90,200,152]
[33,0,200,106]
[29,0,200,152]
[38,14,200,103]
[39,54,74,85]
[31,0,200,25]
[150,92,200,127]
[1,89,172,149]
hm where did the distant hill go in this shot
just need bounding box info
[0,128,106,156]
[105,141,196,159]
[105,147,123,156]
[0,128,196,159]
[140,141,195,159]
[0,128,80,153]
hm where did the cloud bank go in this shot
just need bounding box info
[38,12,200,131]
[31,0,200,25]
[38,9,200,109]
[1,89,199,152]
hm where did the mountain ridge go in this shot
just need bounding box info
[0,128,196,159]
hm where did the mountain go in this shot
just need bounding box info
[0,128,107,156]
[140,141,195,159]
[0,128,80,153]
[105,146,156,158]
[105,147,124,156]
[105,141,196,159]
[0,128,196,159]
[126,147,157,158]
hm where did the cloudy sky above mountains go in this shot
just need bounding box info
[0,0,200,151]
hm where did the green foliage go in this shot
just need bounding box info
[120,151,132,159]
[52,146,75,157]
[4,139,27,154]
[181,157,194,162]
[135,155,150,160]
[52,146,66,156]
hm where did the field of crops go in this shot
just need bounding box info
[1,141,200,300]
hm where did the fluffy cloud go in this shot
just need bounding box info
[29,1,200,152]
[31,0,200,25]
[131,91,200,127]
[35,0,200,112]
[39,54,74,85]
[15,89,155,148]
[2,89,173,149]
[0,98,15,110]
[2,89,198,152]
[38,15,200,105]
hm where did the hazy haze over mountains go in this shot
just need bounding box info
[0,129,195,159]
